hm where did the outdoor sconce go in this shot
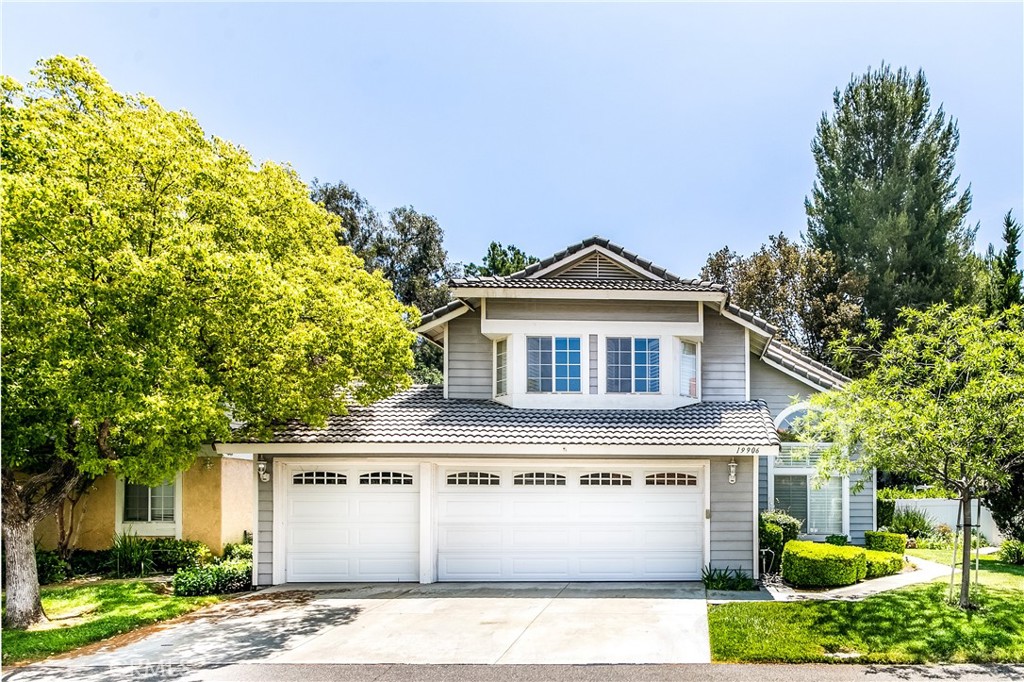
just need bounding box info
[728,458,737,484]
[258,460,271,483]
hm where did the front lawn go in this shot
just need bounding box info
[709,553,1024,663]
[2,580,221,664]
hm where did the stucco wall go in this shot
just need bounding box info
[219,457,254,547]
[182,457,223,551]
[35,475,117,552]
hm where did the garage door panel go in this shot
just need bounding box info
[289,498,351,520]
[355,525,418,548]
[437,464,707,582]
[356,498,417,519]
[289,524,352,550]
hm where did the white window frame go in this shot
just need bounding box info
[494,337,508,397]
[678,339,700,399]
[526,335,582,394]
[605,336,662,395]
[115,472,183,538]
[768,403,849,539]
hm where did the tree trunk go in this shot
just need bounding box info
[960,491,973,609]
[2,519,46,628]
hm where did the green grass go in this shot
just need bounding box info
[2,580,221,664]
[709,553,1024,663]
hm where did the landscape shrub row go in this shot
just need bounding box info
[172,558,252,596]
[864,530,908,554]
[781,540,904,587]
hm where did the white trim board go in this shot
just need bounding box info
[218,442,779,458]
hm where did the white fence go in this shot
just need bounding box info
[894,498,1004,545]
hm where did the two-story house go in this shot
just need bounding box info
[217,237,875,586]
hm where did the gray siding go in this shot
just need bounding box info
[701,312,747,401]
[758,455,769,512]
[447,309,492,399]
[749,358,812,418]
[710,457,755,575]
[486,299,698,323]
[257,459,273,586]
[849,473,875,545]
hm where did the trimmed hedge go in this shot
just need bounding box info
[173,559,252,596]
[149,539,212,573]
[759,522,784,573]
[760,511,801,543]
[781,540,867,588]
[864,530,907,554]
[864,550,904,579]
[223,543,253,561]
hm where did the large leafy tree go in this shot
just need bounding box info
[464,241,539,277]
[802,305,1024,609]
[805,64,978,332]
[310,181,454,383]
[1,57,416,628]
[701,234,864,364]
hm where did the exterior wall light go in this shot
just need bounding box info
[728,457,737,484]
[258,460,271,483]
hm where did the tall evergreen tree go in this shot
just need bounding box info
[805,64,977,332]
[988,210,1024,313]
[464,241,539,277]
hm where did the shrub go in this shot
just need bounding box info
[222,543,253,561]
[149,539,212,573]
[701,565,756,591]
[825,534,848,546]
[888,507,934,539]
[782,540,867,588]
[877,485,955,500]
[760,511,801,543]
[1000,539,1024,565]
[111,531,154,577]
[173,559,252,596]
[758,522,784,574]
[876,497,896,528]
[864,550,904,579]
[864,530,907,554]
[68,549,112,576]
[35,550,71,584]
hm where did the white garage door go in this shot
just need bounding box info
[436,465,706,581]
[284,466,419,582]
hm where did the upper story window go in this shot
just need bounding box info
[680,340,698,399]
[527,336,581,393]
[607,337,660,394]
[495,339,508,396]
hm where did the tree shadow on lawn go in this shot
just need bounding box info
[810,582,1024,662]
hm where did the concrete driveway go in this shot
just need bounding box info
[9,582,708,680]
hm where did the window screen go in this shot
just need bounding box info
[607,337,660,393]
[773,475,808,532]
[123,481,175,522]
[527,337,580,393]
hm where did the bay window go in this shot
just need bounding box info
[527,336,581,393]
[495,338,508,396]
[679,340,698,398]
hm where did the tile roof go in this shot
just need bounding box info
[763,341,850,391]
[450,276,725,292]
[418,299,470,327]
[266,385,780,447]
[509,236,684,281]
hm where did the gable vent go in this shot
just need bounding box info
[553,253,642,280]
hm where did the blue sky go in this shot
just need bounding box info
[4,2,1022,276]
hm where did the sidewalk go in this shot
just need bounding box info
[765,555,950,602]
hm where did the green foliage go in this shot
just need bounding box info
[877,498,896,528]
[864,550,904,579]
[865,531,908,554]
[759,522,785,574]
[702,566,756,591]
[761,510,802,544]
[172,559,252,596]
[782,540,867,588]
[888,508,934,539]
[1,55,416,484]
[148,539,212,573]
[878,486,956,500]
[999,540,1024,566]
[805,305,1024,606]
[701,234,864,363]
[34,550,70,585]
[222,542,253,561]
[984,211,1024,314]
[110,532,154,578]
[825,534,849,546]
[464,242,539,277]
[805,63,977,335]
[67,550,112,577]
[2,581,220,664]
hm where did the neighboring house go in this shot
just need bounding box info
[216,237,874,586]
[36,451,253,555]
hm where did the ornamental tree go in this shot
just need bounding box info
[1,56,417,628]
[801,305,1024,608]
